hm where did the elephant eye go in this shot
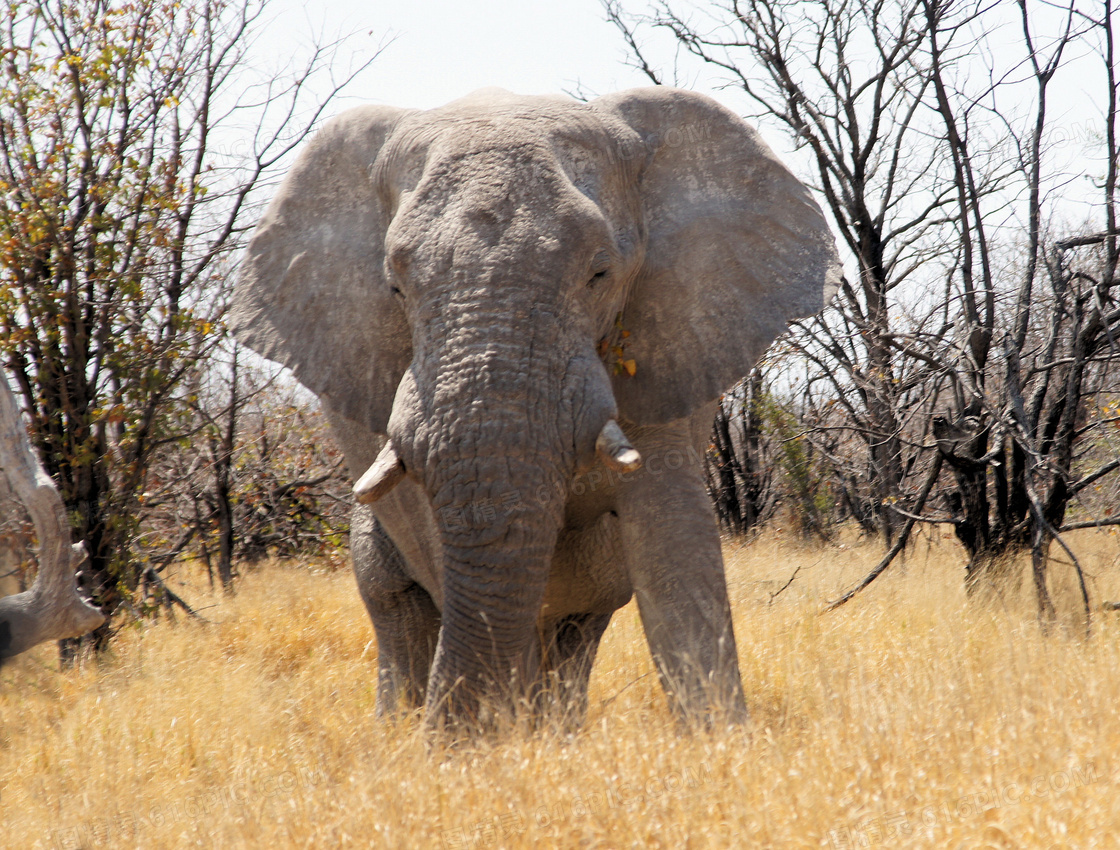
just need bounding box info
[587,251,611,288]
[389,285,404,300]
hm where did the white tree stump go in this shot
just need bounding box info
[0,370,104,662]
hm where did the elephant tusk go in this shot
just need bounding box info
[596,420,642,473]
[353,441,407,504]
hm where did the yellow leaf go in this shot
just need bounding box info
[623,359,636,376]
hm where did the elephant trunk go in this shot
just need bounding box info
[421,344,609,725]
[406,362,580,724]
[425,452,565,726]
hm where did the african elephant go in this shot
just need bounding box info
[229,87,840,731]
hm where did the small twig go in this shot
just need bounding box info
[148,524,201,569]
[886,503,962,525]
[768,564,802,605]
[270,461,344,499]
[598,671,655,710]
[142,567,208,623]
[1060,516,1120,532]
[826,453,943,611]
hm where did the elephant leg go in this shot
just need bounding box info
[350,507,441,716]
[535,612,613,729]
[616,439,748,726]
[368,582,441,716]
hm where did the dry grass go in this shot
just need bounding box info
[3,527,1120,848]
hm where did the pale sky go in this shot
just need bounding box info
[247,0,1104,227]
[255,0,665,111]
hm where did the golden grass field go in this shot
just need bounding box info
[3,526,1120,849]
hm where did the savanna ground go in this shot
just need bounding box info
[3,527,1120,849]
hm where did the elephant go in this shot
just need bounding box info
[229,87,840,732]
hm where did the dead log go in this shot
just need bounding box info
[0,371,104,663]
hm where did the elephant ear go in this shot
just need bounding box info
[229,105,414,433]
[594,88,841,424]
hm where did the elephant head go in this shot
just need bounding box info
[230,87,839,725]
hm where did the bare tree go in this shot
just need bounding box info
[706,370,777,535]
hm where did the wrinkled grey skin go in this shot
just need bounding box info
[230,87,840,731]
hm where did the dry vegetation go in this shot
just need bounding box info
[3,528,1120,849]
